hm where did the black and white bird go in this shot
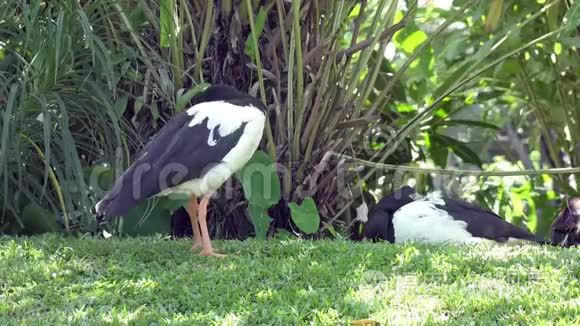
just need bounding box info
[351,186,545,245]
[95,85,266,257]
[551,197,580,247]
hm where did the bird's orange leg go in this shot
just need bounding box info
[197,193,226,258]
[185,195,203,251]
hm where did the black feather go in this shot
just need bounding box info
[358,186,546,244]
[432,198,540,243]
[355,186,416,243]
[551,197,580,247]
[96,85,262,218]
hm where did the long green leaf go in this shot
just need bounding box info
[244,7,268,59]
[434,119,500,130]
[159,0,174,48]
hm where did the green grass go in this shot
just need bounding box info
[1,235,579,325]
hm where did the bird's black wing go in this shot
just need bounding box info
[96,111,245,217]
[131,85,263,161]
[374,186,416,212]
[552,207,575,233]
[436,198,538,242]
[363,186,416,242]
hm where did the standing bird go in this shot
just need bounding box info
[95,85,266,257]
[352,186,545,245]
[551,197,580,247]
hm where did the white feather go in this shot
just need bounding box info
[158,101,265,197]
[392,194,482,244]
[186,100,264,140]
[355,202,369,223]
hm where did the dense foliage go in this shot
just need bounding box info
[0,0,578,238]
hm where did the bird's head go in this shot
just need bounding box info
[93,194,118,231]
[350,185,416,242]
[551,197,580,247]
[348,190,375,241]
[374,185,416,211]
[350,201,370,241]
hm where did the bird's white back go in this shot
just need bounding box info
[392,196,482,244]
[187,101,265,139]
[157,100,266,197]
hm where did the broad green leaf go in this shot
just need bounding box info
[400,29,428,54]
[348,3,361,17]
[289,197,320,234]
[114,95,128,117]
[431,133,483,167]
[248,204,272,239]
[428,133,449,168]
[244,7,268,60]
[236,150,281,208]
[448,143,483,167]
[176,83,211,112]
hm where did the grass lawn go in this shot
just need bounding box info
[1,235,579,325]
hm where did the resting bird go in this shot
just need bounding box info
[95,85,266,257]
[551,197,580,247]
[352,186,545,245]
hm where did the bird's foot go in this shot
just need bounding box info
[199,250,227,258]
